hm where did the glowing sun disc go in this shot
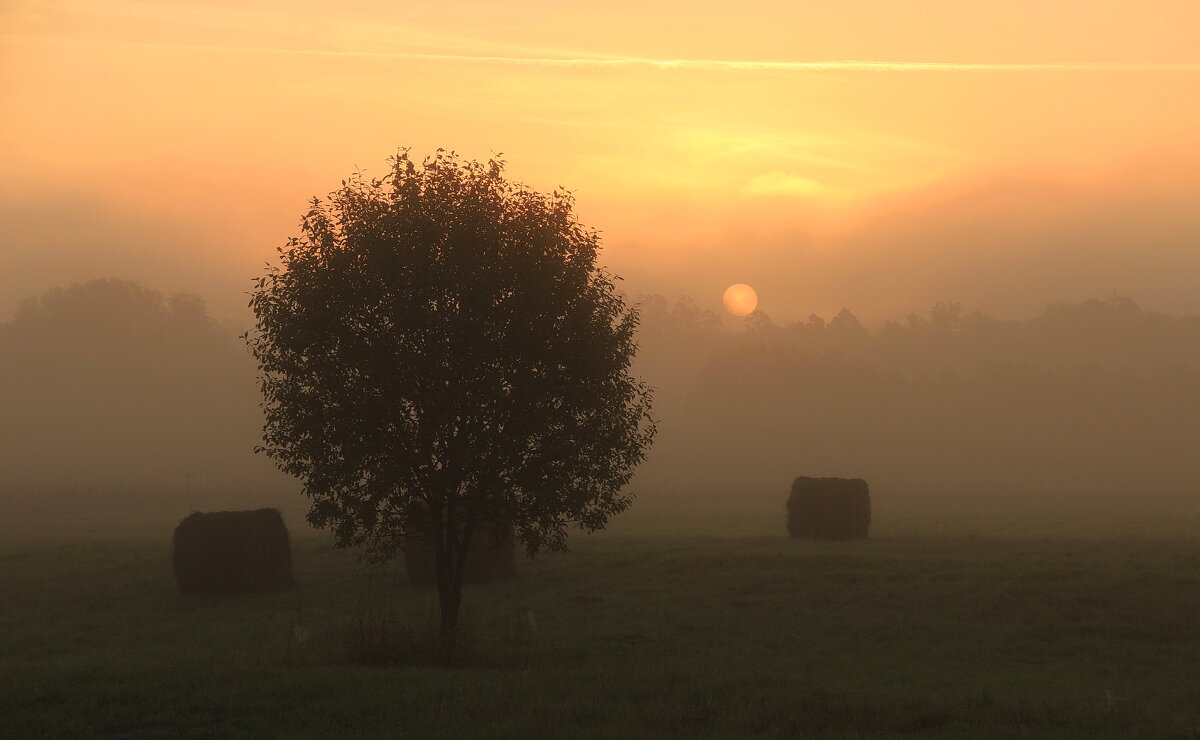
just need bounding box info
[723,283,758,317]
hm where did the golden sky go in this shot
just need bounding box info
[3,1,1199,322]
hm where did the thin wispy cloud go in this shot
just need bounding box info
[395,55,1200,73]
[8,34,1200,72]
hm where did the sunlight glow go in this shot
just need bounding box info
[743,172,826,198]
[723,284,759,317]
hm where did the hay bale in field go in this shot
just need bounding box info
[787,477,871,540]
[172,508,293,593]
[402,506,517,586]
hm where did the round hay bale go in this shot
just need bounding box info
[787,477,871,540]
[172,508,294,593]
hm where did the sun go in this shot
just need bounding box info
[723,283,758,317]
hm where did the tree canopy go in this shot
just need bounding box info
[247,150,655,659]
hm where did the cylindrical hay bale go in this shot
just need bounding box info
[172,508,294,593]
[787,477,871,540]
[402,505,517,586]
[465,520,517,583]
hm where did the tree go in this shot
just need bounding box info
[246,150,655,662]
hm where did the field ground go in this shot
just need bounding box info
[2,509,1199,738]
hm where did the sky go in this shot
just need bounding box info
[3,0,1199,324]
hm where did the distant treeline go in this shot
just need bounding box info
[2,280,1198,512]
[633,294,1200,506]
[0,279,284,511]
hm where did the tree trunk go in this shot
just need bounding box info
[434,514,474,666]
[437,575,462,665]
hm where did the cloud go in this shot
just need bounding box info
[9,33,1200,72]
[743,173,826,198]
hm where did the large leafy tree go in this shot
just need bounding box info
[247,150,655,661]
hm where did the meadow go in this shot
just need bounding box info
[2,506,1199,739]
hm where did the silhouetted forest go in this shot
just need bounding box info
[634,293,1200,507]
[0,279,282,512]
[3,280,1198,514]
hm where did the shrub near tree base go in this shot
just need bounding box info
[787,477,871,540]
[172,509,293,593]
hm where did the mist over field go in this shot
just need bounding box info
[0,280,279,521]
[3,276,1198,535]
[9,161,1200,740]
[633,293,1200,522]
[7,2,1200,732]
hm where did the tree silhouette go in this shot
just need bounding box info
[0,278,257,495]
[247,150,655,662]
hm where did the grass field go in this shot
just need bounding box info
[2,514,1199,738]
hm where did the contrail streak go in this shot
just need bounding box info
[370,53,1200,73]
[8,35,1200,71]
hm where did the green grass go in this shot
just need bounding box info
[2,530,1199,738]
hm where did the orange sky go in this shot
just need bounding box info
[3,1,1199,323]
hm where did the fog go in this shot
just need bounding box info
[0,191,264,325]
[3,0,1198,539]
[631,293,1200,518]
[7,153,1200,330]
[0,279,287,519]
[606,154,1200,326]
[3,274,1198,532]
[8,159,1196,534]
